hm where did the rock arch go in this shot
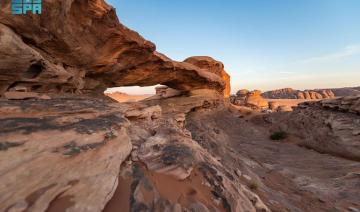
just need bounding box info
[0,0,230,97]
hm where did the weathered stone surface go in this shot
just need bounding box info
[187,107,360,212]
[108,96,270,212]
[231,89,269,110]
[0,0,227,96]
[155,85,182,98]
[0,97,132,212]
[269,96,360,160]
[4,91,50,100]
[184,56,231,98]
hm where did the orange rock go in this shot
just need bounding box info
[184,56,231,97]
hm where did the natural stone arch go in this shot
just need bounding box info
[0,0,230,97]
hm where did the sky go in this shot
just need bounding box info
[105,0,360,94]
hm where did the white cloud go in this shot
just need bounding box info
[301,44,360,64]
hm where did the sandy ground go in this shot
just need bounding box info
[266,98,317,107]
[185,108,360,211]
[103,163,225,212]
[105,93,152,103]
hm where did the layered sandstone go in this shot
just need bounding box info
[1,0,360,211]
[268,96,360,160]
[0,95,271,212]
[184,56,231,98]
[0,0,227,96]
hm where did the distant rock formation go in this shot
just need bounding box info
[262,88,335,99]
[330,87,360,97]
[231,89,269,110]
[105,91,151,102]
[262,87,360,100]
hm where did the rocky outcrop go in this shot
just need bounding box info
[262,88,335,99]
[0,94,271,212]
[0,97,133,212]
[268,96,360,160]
[154,85,182,99]
[0,0,228,96]
[184,56,231,98]
[231,89,269,110]
[331,87,360,97]
[187,104,360,211]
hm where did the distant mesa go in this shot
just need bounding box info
[261,88,336,100]
[262,86,360,100]
[105,91,151,103]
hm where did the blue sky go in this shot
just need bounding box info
[105,0,360,94]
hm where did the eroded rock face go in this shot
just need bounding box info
[231,89,269,110]
[0,97,132,212]
[0,0,227,96]
[103,95,269,212]
[268,96,360,160]
[154,85,182,99]
[184,56,231,98]
[0,94,271,212]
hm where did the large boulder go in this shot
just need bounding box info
[0,0,227,96]
[236,89,249,97]
[184,56,231,98]
[246,90,268,109]
[231,89,269,110]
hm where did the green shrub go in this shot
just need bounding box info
[248,181,259,190]
[270,131,287,140]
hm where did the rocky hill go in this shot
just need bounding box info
[330,87,360,97]
[262,88,336,99]
[0,0,359,212]
[262,87,360,100]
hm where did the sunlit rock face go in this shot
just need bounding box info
[0,0,228,96]
[184,56,231,98]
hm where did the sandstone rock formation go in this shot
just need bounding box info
[267,96,360,160]
[262,88,335,99]
[0,0,228,96]
[331,87,360,97]
[184,56,231,98]
[231,89,269,110]
[188,103,360,212]
[154,85,182,99]
[1,0,360,211]
[0,97,133,212]
[0,94,272,212]
[0,0,270,211]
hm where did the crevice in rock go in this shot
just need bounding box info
[23,63,43,79]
